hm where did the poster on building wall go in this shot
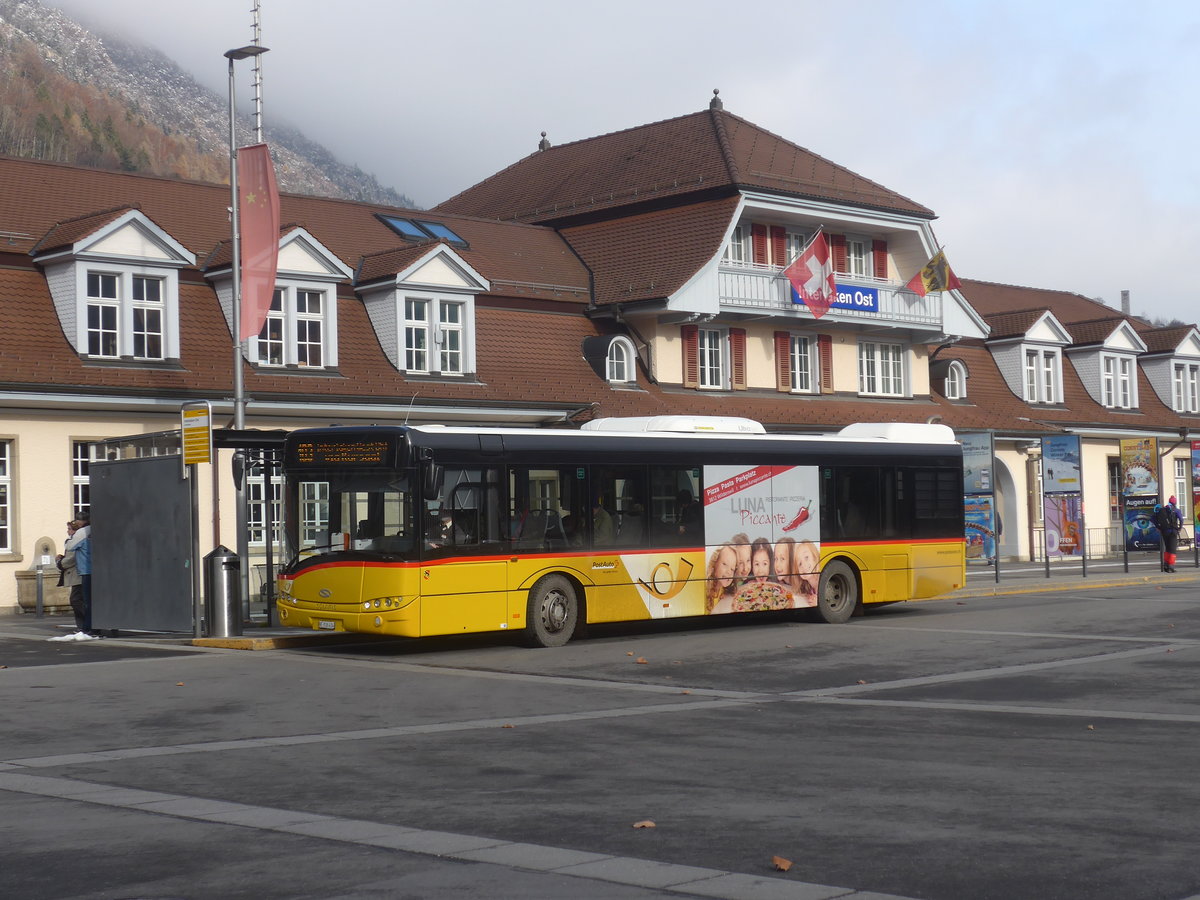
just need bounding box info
[701,464,821,615]
[1043,493,1084,557]
[959,432,994,494]
[1041,435,1081,494]
[1124,495,1161,551]
[964,495,996,560]
[1191,440,1200,522]
[1120,438,1159,497]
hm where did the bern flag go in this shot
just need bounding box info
[237,143,280,341]
[905,248,962,297]
[783,231,836,318]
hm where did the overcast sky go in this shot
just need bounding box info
[49,0,1200,324]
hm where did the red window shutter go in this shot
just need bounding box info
[681,324,699,388]
[829,234,847,274]
[770,226,787,267]
[730,328,747,390]
[751,224,768,264]
[817,334,833,393]
[774,331,791,392]
[872,239,888,279]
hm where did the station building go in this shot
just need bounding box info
[1,93,1195,612]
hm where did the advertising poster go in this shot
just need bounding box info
[1041,435,1081,494]
[1192,441,1200,522]
[964,495,996,560]
[1124,495,1161,551]
[1120,438,1159,497]
[1043,493,1084,557]
[959,432,994,494]
[702,464,820,615]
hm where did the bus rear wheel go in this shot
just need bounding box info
[816,560,859,624]
[524,574,579,648]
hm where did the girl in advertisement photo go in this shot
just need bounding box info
[705,543,739,614]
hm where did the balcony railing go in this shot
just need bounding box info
[718,261,943,330]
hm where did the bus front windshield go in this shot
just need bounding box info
[284,468,416,564]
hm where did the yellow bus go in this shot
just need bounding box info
[276,418,965,646]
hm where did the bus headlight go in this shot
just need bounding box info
[362,601,372,611]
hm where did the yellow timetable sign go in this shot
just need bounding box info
[181,405,212,465]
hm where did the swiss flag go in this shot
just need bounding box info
[783,232,835,318]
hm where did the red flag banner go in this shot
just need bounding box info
[782,232,836,318]
[905,248,962,297]
[237,143,280,341]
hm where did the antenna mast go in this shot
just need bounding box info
[251,0,265,143]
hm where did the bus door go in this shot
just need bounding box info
[419,467,509,636]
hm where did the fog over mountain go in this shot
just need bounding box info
[0,0,415,206]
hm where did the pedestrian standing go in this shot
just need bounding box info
[1152,502,1180,573]
[73,513,94,634]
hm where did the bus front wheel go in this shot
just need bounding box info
[524,574,579,648]
[816,560,859,624]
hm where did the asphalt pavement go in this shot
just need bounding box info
[2,557,1200,900]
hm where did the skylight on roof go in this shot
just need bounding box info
[377,215,429,241]
[414,221,466,246]
[376,215,468,248]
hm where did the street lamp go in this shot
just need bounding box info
[225,43,268,632]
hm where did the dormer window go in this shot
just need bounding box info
[606,336,637,384]
[945,360,967,400]
[1101,354,1136,409]
[254,286,328,368]
[1024,348,1061,403]
[84,269,169,360]
[1173,363,1200,413]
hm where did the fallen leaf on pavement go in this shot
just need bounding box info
[633,820,656,828]
[773,856,793,871]
[635,657,648,664]
[176,682,185,686]
[1087,725,1095,731]
[501,724,514,728]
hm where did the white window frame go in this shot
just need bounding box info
[724,225,748,263]
[698,327,726,389]
[789,334,816,394]
[252,284,330,369]
[300,480,329,548]
[130,274,164,360]
[1023,347,1061,403]
[399,293,475,377]
[247,463,283,546]
[845,235,868,277]
[83,267,175,361]
[1172,362,1200,413]
[606,336,637,384]
[1101,354,1136,409]
[945,360,967,400]
[858,341,906,397]
[72,440,91,519]
[1175,459,1190,522]
[0,440,10,553]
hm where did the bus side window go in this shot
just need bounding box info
[593,466,647,549]
[649,466,702,546]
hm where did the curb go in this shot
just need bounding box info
[190,632,394,651]
[950,571,1198,600]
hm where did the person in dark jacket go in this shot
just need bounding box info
[1152,502,1180,573]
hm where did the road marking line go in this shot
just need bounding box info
[0,771,913,900]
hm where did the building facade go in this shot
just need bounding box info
[1,95,1195,612]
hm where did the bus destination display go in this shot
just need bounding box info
[290,437,393,467]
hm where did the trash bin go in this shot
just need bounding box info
[204,545,242,637]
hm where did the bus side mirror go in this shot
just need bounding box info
[423,464,444,500]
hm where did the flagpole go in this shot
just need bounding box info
[225,43,268,633]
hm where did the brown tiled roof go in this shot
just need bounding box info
[435,108,935,224]
[0,155,588,303]
[981,309,1052,340]
[356,242,451,286]
[960,278,1126,325]
[561,197,740,305]
[1063,317,1128,347]
[1139,325,1196,354]
[29,206,139,256]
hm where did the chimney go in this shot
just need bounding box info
[1120,290,1130,315]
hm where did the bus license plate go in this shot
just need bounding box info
[317,620,337,631]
